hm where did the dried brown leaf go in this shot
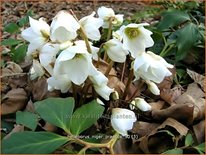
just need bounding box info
[2,61,23,76]
[193,120,205,144]
[1,88,29,115]
[152,104,194,125]
[150,100,166,110]
[160,86,183,105]
[31,77,60,102]
[187,69,205,91]
[138,118,188,154]
[42,122,58,132]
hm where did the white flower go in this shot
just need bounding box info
[21,17,50,56]
[89,71,114,100]
[113,30,123,41]
[30,60,45,80]
[74,40,99,61]
[39,43,59,75]
[53,44,96,85]
[50,10,80,42]
[111,108,136,136]
[104,39,128,63]
[96,98,105,106]
[59,40,73,50]
[146,80,160,95]
[133,51,173,83]
[131,98,151,112]
[97,6,123,28]
[47,75,72,93]
[80,12,103,41]
[120,23,154,58]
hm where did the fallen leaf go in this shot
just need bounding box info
[152,104,194,125]
[2,61,23,76]
[187,69,205,91]
[150,100,166,110]
[31,77,60,102]
[131,121,160,138]
[1,88,29,115]
[42,122,58,132]
[193,120,205,144]
[160,86,183,105]
[137,118,188,154]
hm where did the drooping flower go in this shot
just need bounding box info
[104,38,128,63]
[47,75,72,93]
[89,71,114,100]
[120,23,154,58]
[50,10,80,42]
[53,43,97,85]
[133,51,173,83]
[130,98,151,112]
[97,6,123,28]
[111,108,136,136]
[79,12,103,41]
[21,17,50,56]
[30,59,45,80]
[39,43,60,75]
[145,80,160,95]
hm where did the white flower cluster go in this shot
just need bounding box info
[21,6,173,136]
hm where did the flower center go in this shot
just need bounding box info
[40,30,50,40]
[125,27,140,39]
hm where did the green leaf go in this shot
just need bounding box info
[185,133,194,146]
[175,23,199,61]
[157,9,190,31]
[162,148,183,154]
[1,38,22,46]
[12,44,28,63]
[34,97,74,132]
[16,111,38,131]
[70,100,105,135]
[4,22,19,34]
[17,10,34,27]
[195,143,205,153]
[2,131,68,154]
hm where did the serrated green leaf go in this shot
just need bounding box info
[16,111,38,131]
[175,23,199,61]
[158,9,190,31]
[12,44,28,63]
[70,100,105,135]
[1,38,22,46]
[162,148,183,154]
[2,131,68,154]
[4,23,19,34]
[195,143,205,153]
[17,10,34,27]
[185,133,194,146]
[34,97,74,132]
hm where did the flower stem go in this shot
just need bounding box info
[69,9,92,54]
[105,60,114,76]
[103,18,113,61]
[122,69,134,100]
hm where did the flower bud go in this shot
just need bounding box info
[111,91,119,100]
[146,80,160,95]
[132,98,151,112]
[111,108,136,136]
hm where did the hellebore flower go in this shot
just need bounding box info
[30,60,45,80]
[130,98,151,112]
[53,44,96,85]
[111,108,136,136]
[50,10,80,42]
[21,17,50,56]
[97,6,123,28]
[47,75,72,93]
[120,23,154,58]
[104,38,128,63]
[146,80,160,95]
[39,43,60,75]
[133,51,173,83]
[80,12,103,41]
[89,71,114,100]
